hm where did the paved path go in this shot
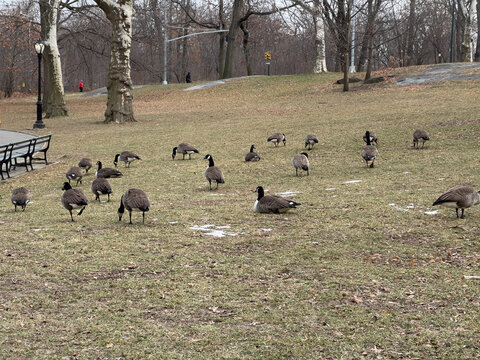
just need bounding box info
[397,63,480,86]
[0,130,36,146]
[184,76,263,91]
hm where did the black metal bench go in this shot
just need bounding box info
[10,138,37,172]
[0,144,13,180]
[32,134,52,165]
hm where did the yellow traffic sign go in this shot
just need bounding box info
[264,51,271,61]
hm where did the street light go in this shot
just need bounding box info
[33,39,45,129]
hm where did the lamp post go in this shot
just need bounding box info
[33,40,45,129]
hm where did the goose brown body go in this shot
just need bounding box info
[304,134,319,150]
[292,152,310,176]
[253,186,301,213]
[432,185,480,218]
[114,151,141,168]
[96,161,123,178]
[361,131,379,168]
[61,182,88,221]
[78,158,93,173]
[66,166,83,185]
[118,189,150,224]
[172,143,199,160]
[267,133,286,147]
[91,178,112,202]
[204,154,224,190]
[245,145,261,162]
[11,187,31,212]
[413,129,430,148]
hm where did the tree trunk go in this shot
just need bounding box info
[406,0,415,66]
[475,0,480,61]
[313,12,328,73]
[240,21,253,76]
[222,0,243,79]
[39,0,68,118]
[365,27,374,80]
[218,0,226,77]
[94,0,135,123]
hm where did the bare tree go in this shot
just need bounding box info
[93,0,135,123]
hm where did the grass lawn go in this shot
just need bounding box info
[1,68,480,358]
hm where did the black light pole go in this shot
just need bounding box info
[33,40,45,129]
[449,0,455,63]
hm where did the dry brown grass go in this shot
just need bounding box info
[1,69,480,358]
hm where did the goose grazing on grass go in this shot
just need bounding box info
[61,182,88,222]
[91,178,112,202]
[172,143,199,160]
[11,187,31,212]
[413,129,430,148]
[118,189,150,224]
[361,131,379,168]
[66,166,83,185]
[267,133,286,147]
[204,154,224,190]
[304,134,319,150]
[362,131,378,146]
[292,152,310,176]
[78,157,93,173]
[95,161,123,179]
[253,186,301,213]
[432,185,480,219]
[113,151,141,168]
[245,144,261,162]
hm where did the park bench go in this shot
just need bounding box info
[0,134,52,180]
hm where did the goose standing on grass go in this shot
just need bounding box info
[204,154,224,190]
[432,185,480,218]
[118,189,150,224]
[95,161,123,179]
[267,133,286,147]
[292,152,310,176]
[304,134,319,150]
[363,131,378,146]
[66,166,83,185]
[245,145,261,162]
[413,129,430,148]
[78,157,93,173]
[11,187,31,212]
[91,178,112,202]
[113,151,141,168]
[253,186,301,213]
[361,131,379,168]
[61,182,88,222]
[172,143,199,160]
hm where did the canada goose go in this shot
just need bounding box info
[267,133,286,147]
[61,182,88,222]
[292,152,310,176]
[113,151,141,168]
[78,157,93,173]
[66,166,83,185]
[361,131,379,168]
[11,187,31,212]
[95,161,123,178]
[413,129,430,148]
[245,144,261,162]
[204,154,225,190]
[118,188,150,224]
[304,134,319,150]
[253,186,301,213]
[362,131,378,146]
[172,143,199,160]
[432,185,480,218]
[91,178,112,202]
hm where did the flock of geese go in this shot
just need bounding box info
[7,129,480,222]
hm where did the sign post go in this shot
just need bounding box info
[264,51,271,76]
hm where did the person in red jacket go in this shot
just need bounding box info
[78,81,84,92]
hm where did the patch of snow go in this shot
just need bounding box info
[325,188,336,191]
[210,193,225,196]
[168,221,178,224]
[344,180,362,184]
[276,191,298,197]
[261,228,272,232]
[424,210,439,215]
[190,224,237,237]
[403,171,410,174]
[389,203,410,212]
